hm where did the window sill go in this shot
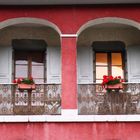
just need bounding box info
[0,109,140,122]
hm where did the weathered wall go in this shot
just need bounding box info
[0,26,60,46]
[0,6,139,34]
[77,27,140,46]
[0,122,139,140]
[0,5,139,140]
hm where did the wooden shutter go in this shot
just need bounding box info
[127,45,140,82]
[77,46,93,84]
[47,46,61,83]
[0,46,12,83]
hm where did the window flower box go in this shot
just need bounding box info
[13,76,36,90]
[18,83,35,90]
[102,75,124,91]
[105,83,123,89]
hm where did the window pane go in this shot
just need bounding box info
[16,60,28,65]
[32,62,43,65]
[15,51,28,61]
[15,52,28,65]
[96,80,103,83]
[112,53,122,65]
[112,66,123,78]
[32,65,44,78]
[96,67,108,79]
[33,78,44,84]
[32,52,44,65]
[15,65,28,78]
[96,53,107,65]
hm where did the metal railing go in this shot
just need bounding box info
[0,84,61,115]
[78,83,140,115]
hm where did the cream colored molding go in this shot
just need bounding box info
[77,17,140,36]
[1,109,140,122]
[0,17,62,35]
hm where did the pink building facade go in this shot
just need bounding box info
[0,4,139,140]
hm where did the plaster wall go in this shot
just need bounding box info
[0,122,139,140]
[78,27,140,47]
[0,26,60,46]
[0,6,139,140]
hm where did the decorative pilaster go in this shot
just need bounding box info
[61,35,77,109]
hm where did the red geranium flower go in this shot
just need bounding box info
[13,76,34,84]
[102,75,123,86]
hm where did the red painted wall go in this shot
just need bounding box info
[0,6,139,34]
[0,122,139,140]
[61,37,77,109]
[0,6,140,140]
[0,5,140,109]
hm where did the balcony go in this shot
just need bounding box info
[78,83,140,115]
[0,84,61,115]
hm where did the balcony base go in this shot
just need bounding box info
[0,109,140,122]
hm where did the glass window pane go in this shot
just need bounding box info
[112,66,123,78]
[32,62,43,65]
[15,52,28,64]
[112,53,122,65]
[32,66,44,78]
[15,65,28,78]
[16,60,28,65]
[32,52,44,65]
[15,52,28,61]
[96,53,107,65]
[96,67,108,79]
[96,80,103,83]
[34,79,44,84]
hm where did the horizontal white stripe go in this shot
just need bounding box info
[61,34,78,37]
[0,109,140,122]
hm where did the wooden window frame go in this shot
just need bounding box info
[94,50,126,83]
[14,50,46,83]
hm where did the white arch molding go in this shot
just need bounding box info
[0,17,61,35]
[77,17,140,84]
[0,17,62,84]
[77,17,140,35]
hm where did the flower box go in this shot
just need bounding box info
[105,83,123,90]
[13,76,36,90]
[102,75,124,91]
[18,84,36,90]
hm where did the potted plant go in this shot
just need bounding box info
[102,75,124,90]
[13,76,35,90]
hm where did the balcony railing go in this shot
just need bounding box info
[78,83,140,115]
[0,84,61,115]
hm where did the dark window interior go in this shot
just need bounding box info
[13,39,46,83]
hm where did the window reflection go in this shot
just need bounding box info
[32,66,44,78]
[112,53,122,65]
[95,52,124,83]
[96,67,108,79]
[15,65,28,78]
[15,51,45,83]
[16,60,28,65]
[112,66,123,78]
[96,53,107,65]
[33,79,44,84]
